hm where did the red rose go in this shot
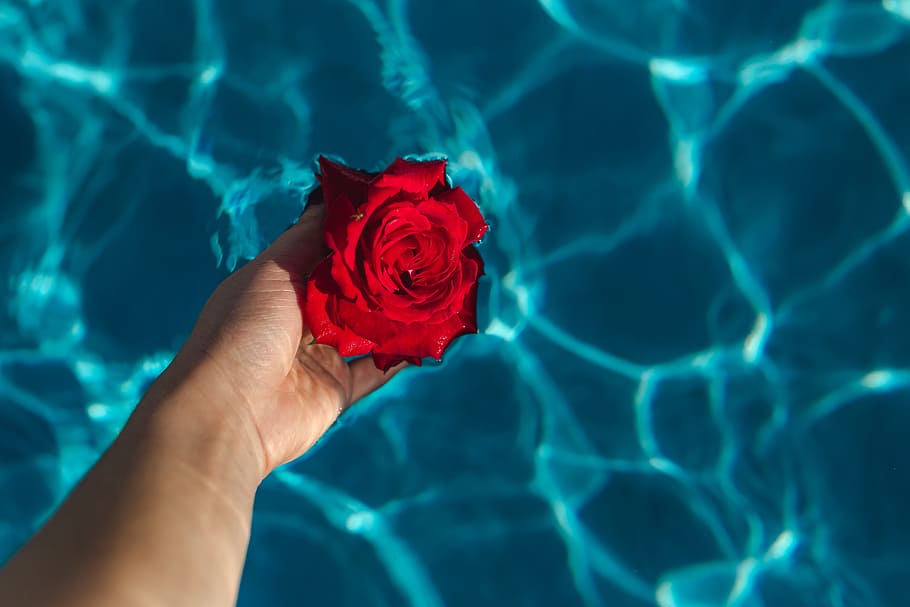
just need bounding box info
[303,156,488,371]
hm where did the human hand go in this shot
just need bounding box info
[0,203,405,607]
[148,202,404,480]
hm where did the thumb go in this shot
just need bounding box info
[257,202,328,278]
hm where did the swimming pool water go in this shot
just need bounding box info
[2,1,910,605]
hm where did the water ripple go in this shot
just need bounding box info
[1,1,908,605]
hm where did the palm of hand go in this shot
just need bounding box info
[178,207,399,472]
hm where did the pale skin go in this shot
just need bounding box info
[0,203,403,606]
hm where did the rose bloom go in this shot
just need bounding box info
[303,156,488,371]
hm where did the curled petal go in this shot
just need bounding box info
[338,188,405,272]
[304,260,374,356]
[418,199,468,255]
[463,243,485,277]
[318,156,373,206]
[433,186,488,244]
[456,277,480,334]
[373,157,447,196]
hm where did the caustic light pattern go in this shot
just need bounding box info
[1,1,910,606]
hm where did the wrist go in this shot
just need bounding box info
[128,358,268,494]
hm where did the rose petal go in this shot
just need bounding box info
[433,187,488,244]
[372,352,422,371]
[324,192,356,256]
[380,237,417,270]
[372,157,446,196]
[336,298,401,345]
[304,260,374,356]
[358,205,432,301]
[408,276,464,323]
[413,250,481,325]
[417,200,468,259]
[374,310,475,362]
[318,156,373,206]
[339,189,407,272]
[328,251,363,302]
[408,233,444,274]
[456,273,481,334]
[463,243,485,276]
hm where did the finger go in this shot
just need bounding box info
[257,202,328,277]
[349,358,408,404]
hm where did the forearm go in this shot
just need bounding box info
[0,363,264,607]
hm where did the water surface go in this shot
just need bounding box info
[1,1,910,605]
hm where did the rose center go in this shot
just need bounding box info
[398,268,414,289]
[382,232,450,294]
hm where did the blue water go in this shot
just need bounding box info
[2,0,910,605]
